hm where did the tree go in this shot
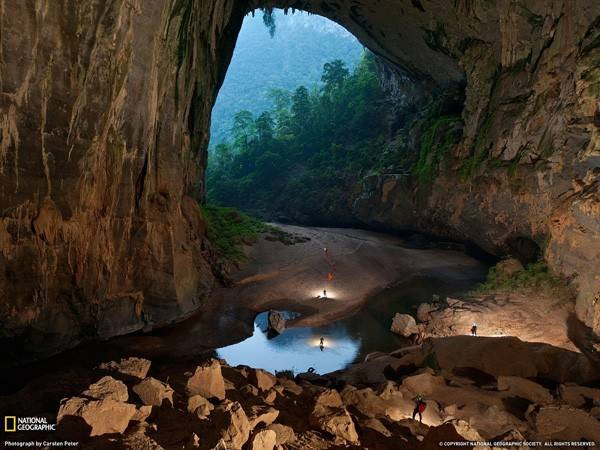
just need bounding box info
[231,110,256,151]
[321,59,349,93]
[255,111,275,142]
[291,86,311,137]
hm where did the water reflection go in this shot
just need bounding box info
[217,274,486,375]
[217,312,361,375]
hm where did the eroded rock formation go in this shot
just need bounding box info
[0,0,598,360]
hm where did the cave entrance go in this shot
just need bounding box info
[205,8,396,227]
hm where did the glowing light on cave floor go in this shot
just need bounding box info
[217,312,360,375]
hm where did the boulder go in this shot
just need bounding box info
[187,394,214,418]
[559,384,600,408]
[310,389,359,444]
[240,384,259,396]
[248,368,277,392]
[132,405,153,422]
[315,389,344,409]
[186,359,226,400]
[266,424,296,445]
[361,418,392,437]
[534,406,600,442]
[495,258,524,277]
[279,378,302,396]
[122,423,165,449]
[82,376,129,402]
[133,377,174,407]
[99,357,151,379]
[247,405,279,428]
[497,376,553,404]
[390,313,418,337]
[268,310,286,334]
[341,386,386,418]
[417,303,436,322]
[249,429,277,450]
[430,336,592,382]
[401,371,445,396]
[212,401,252,449]
[262,388,277,404]
[57,396,136,436]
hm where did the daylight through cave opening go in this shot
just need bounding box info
[205,8,465,229]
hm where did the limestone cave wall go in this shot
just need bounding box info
[0,0,598,361]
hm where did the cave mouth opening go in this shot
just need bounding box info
[206,8,374,227]
[205,8,465,230]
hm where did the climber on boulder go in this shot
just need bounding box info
[412,394,427,423]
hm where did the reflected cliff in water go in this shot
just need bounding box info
[217,273,486,374]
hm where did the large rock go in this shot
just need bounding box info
[133,377,174,407]
[267,310,286,334]
[430,336,596,383]
[82,376,129,402]
[497,376,553,405]
[417,303,437,322]
[57,396,136,436]
[186,359,226,400]
[248,430,277,450]
[310,389,359,444]
[559,384,600,409]
[495,258,525,277]
[248,368,277,392]
[266,424,296,445]
[534,406,600,442]
[187,394,214,418]
[391,314,418,337]
[212,401,252,450]
[247,405,279,428]
[99,358,151,380]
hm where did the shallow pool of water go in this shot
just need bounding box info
[217,273,486,375]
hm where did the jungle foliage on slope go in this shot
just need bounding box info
[207,53,390,224]
[202,204,271,262]
[472,260,574,300]
[207,51,465,225]
[210,10,363,146]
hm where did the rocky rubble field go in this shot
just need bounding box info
[49,334,600,450]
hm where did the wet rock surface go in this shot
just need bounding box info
[5,334,593,448]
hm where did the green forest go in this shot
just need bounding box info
[207,50,464,225]
[207,53,390,224]
[210,10,363,146]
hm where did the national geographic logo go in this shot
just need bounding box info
[5,416,16,432]
[4,416,56,432]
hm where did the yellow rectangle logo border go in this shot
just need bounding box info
[5,416,16,432]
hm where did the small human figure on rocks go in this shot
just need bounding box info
[323,289,327,298]
[412,394,427,423]
[471,323,477,336]
[319,337,324,351]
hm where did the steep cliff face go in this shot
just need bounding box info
[0,0,244,359]
[348,1,600,333]
[0,0,598,361]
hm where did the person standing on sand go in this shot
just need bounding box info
[471,324,477,336]
[323,289,327,298]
